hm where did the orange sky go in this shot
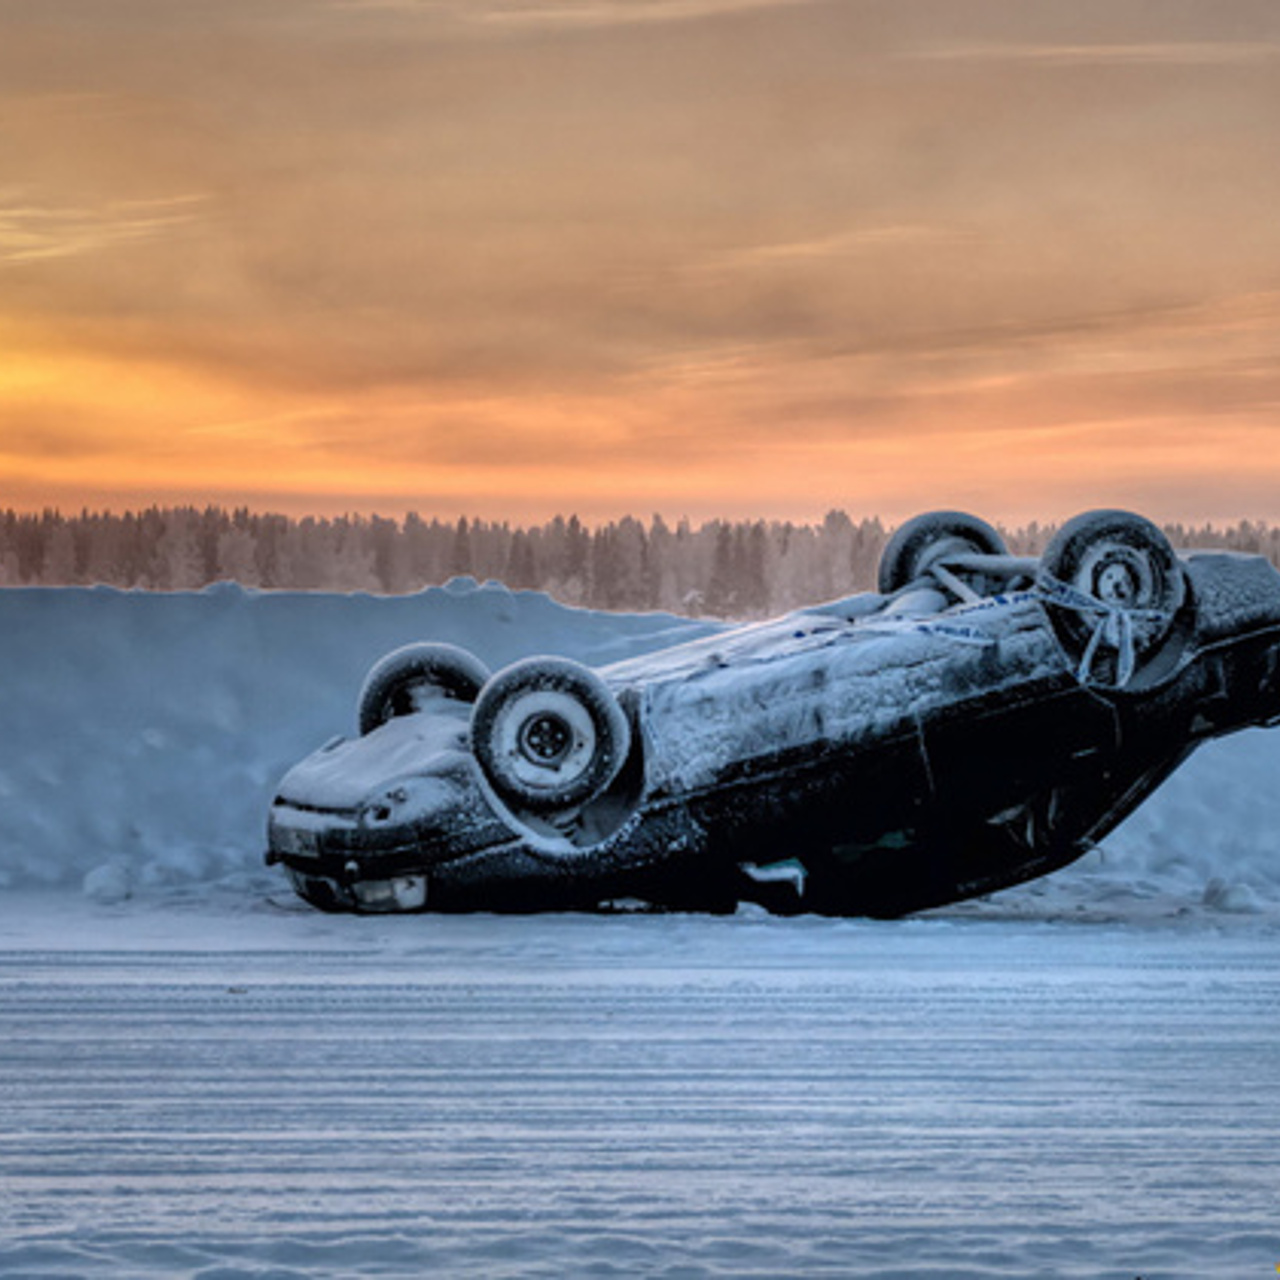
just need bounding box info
[2,0,1279,528]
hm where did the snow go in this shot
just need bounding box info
[0,579,716,895]
[1,901,1278,1278]
[632,592,1059,797]
[3,580,1280,1276]
[277,711,469,813]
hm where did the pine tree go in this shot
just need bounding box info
[42,518,77,585]
[705,522,736,616]
[450,517,473,579]
[504,531,537,590]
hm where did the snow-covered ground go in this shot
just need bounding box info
[0,579,716,899]
[2,582,1279,1277]
[2,902,1278,1279]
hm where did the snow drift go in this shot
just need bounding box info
[2,580,1278,915]
[0,581,716,899]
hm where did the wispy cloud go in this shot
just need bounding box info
[705,224,977,270]
[0,193,206,267]
[911,41,1280,67]
[335,0,820,27]
[478,0,819,28]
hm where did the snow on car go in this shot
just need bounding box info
[266,510,1280,916]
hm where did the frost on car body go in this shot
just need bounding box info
[266,510,1280,917]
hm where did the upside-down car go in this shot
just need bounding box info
[266,509,1280,916]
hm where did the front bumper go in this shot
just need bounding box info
[281,864,430,913]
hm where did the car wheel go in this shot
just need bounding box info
[877,511,1008,596]
[1039,510,1185,684]
[471,657,631,814]
[358,642,491,736]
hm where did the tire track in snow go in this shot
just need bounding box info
[1,932,1278,1277]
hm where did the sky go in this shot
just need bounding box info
[1,0,1279,528]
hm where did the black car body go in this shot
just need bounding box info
[266,510,1280,916]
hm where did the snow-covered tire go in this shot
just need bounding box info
[878,511,1007,595]
[471,657,631,814]
[358,643,491,736]
[1039,510,1185,672]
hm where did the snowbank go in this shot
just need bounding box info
[1,581,1278,916]
[0,581,715,897]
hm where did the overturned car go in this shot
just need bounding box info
[266,509,1280,916]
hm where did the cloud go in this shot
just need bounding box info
[334,0,822,28]
[702,225,977,270]
[0,194,206,267]
[476,0,821,29]
[2,0,1280,524]
[909,41,1280,67]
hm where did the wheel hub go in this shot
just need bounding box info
[1094,558,1140,606]
[518,712,574,767]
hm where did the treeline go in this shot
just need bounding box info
[2,506,1278,618]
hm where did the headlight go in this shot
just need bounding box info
[352,876,428,910]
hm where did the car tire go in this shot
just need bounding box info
[358,642,491,736]
[471,657,631,814]
[878,511,1008,596]
[1039,510,1185,679]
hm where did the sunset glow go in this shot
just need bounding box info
[2,0,1279,526]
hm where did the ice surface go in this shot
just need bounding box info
[0,898,1277,1278]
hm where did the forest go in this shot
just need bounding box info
[3,506,1278,619]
